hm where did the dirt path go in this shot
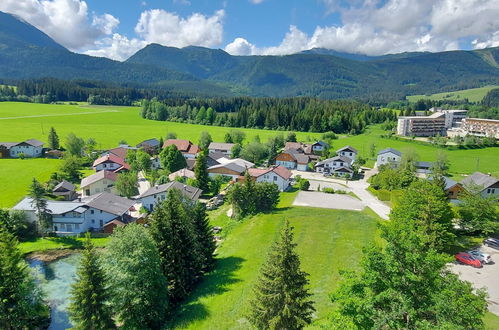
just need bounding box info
[0,110,118,120]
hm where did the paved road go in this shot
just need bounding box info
[449,245,499,316]
[291,170,390,220]
[293,191,365,211]
[137,171,151,195]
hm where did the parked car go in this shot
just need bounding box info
[483,238,499,250]
[467,250,492,264]
[455,252,482,268]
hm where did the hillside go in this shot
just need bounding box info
[1,11,499,100]
[406,85,499,103]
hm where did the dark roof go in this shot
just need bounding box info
[333,166,354,173]
[461,172,498,190]
[208,151,226,161]
[312,141,329,148]
[208,162,246,173]
[378,148,402,157]
[53,180,75,192]
[337,145,358,153]
[416,161,433,168]
[138,181,202,200]
[82,192,135,216]
[0,142,17,148]
[293,153,310,164]
[316,156,352,166]
[429,176,459,190]
[186,159,196,170]
[24,139,44,147]
[136,138,160,148]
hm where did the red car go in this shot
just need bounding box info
[455,252,482,268]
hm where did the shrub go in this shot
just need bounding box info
[322,187,335,194]
[299,179,310,191]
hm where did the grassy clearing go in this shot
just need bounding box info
[485,312,499,329]
[18,236,109,254]
[335,126,499,177]
[171,190,380,329]
[406,85,498,103]
[0,102,320,149]
[0,158,62,208]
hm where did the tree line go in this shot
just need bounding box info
[141,97,397,134]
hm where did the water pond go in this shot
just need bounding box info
[29,253,81,330]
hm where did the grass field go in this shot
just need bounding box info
[406,85,498,103]
[0,102,320,148]
[170,189,381,329]
[0,158,61,208]
[18,236,110,254]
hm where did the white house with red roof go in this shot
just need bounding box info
[92,153,130,172]
[247,165,292,191]
[163,139,200,159]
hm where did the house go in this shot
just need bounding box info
[429,176,465,200]
[315,156,353,176]
[208,142,235,157]
[169,168,195,181]
[136,138,161,153]
[106,145,137,159]
[415,161,433,174]
[461,172,499,199]
[52,180,77,201]
[12,192,136,235]
[207,152,225,167]
[336,146,358,161]
[275,151,310,171]
[246,165,292,191]
[80,170,118,197]
[311,141,330,154]
[163,139,200,159]
[376,148,402,167]
[137,181,202,212]
[45,149,63,159]
[208,158,255,179]
[92,154,130,172]
[0,139,44,158]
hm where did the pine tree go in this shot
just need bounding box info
[68,233,114,330]
[28,178,52,234]
[0,228,48,329]
[194,152,210,193]
[192,202,216,271]
[48,126,59,150]
[149,189,202,305]
[248,221,315,329]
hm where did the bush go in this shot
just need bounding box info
[299,179,310,191]
[322,187,335,194]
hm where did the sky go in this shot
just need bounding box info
[0,0,498,61]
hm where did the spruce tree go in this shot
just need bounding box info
[149,189,202,305]
[192,202,216,271]
[0,228,48,329]
[194,152,210,193]
[68,233,114,330]
[249,221,315,329]
[48,126,59,150]
[28,178,52,234]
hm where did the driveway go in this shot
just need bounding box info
[137,171,151,195]
[292,191,365,211]
[291,170,390,220]
[307,180,351,192]
[449,246,499,316]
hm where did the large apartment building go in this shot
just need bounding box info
[397,109,467,137]
[456,118,499,139]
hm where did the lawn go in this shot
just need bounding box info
[0,158,62,208]
[18,236,110,254]
[170,190,381,329]
[406,85,498,103]
[0,102,321,149]
[335,126,499,177]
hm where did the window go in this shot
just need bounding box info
[99,220,103,227]
[75,224,80,230]
[100,210,103,214]
[91,210,94,214]
[487,189,492,194]
[66,224,72,232]
[92,219,95,224]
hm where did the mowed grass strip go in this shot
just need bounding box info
[170,205,379,329]
[0,158,62,208]
[18,236,110,255]
[0,102,321,149]
[406,85,498,103]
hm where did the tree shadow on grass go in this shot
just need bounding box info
[169,256,245,328]
[49,236,85,249]
[444,234,483,255]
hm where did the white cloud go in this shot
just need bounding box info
[226,0,499,56]
[84,34,146,61]
[224,37,257,56]
[135,9,225,48]
[249,0,265,4]
[0,0,119,51]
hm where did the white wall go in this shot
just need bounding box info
[95,162,121,171]
[297,164,308,171]
[255,173,289,191]
[276,160,296,169]
[376,153,401,167]
[338,151,356,162]
[81,179,117,197]
[9,145,42,158]
[139,192,167,212]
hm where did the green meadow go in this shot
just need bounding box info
[406,85,498,103]
[171,190,381,329]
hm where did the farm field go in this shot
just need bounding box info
[170,190,381,329]
[0,158,61,208]
[406,85,498,103]
[0,102,320,148]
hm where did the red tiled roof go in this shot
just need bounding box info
[248,166,292,180]
[92,153,128,168]
[108,147,129,159]
[272,165,292,180]
[248,168,271,177]
[163,139,191,152]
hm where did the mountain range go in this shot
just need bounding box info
[1,11,498,100]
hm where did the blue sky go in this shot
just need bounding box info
[1,0,498,60]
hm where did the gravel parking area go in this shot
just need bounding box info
[307,180,351,192]
[292,191,365,211]
[449,245,499,316]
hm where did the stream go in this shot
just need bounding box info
[29,254,81,330]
